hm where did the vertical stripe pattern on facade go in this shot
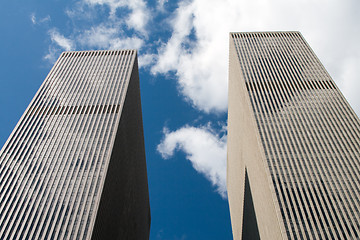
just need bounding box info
[0,50,137,239]
[231,32,360,239]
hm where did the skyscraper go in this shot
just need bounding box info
[0,50,150,239]
[227,32,360,239]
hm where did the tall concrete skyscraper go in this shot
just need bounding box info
[227,32,360,239]
[0,50,150,239]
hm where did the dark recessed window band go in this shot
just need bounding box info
[27,104,121,116]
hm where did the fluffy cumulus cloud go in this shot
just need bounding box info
[83,0,150,35]
[44,28,75,63]
[43,0,150,63]
[151,0,360,115]
[157,124,227,198]
[44,29,74,62]
[138,53,157,68]
[151,0,234,113]
[77,25,144,50]
[156,0,169,12]
[48,29,74,51]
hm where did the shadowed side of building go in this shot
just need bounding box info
[91,55,150,240]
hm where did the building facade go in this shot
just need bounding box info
[227,32,360,239]
[0,50,150,239]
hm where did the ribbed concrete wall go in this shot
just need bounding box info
[0,50,150,239]
[228,32,360,239]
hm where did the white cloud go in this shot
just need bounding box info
[43,46,59,64]
[157,124,227,198]
[151,0,360,115]
[83,0,150,35]
[156,0,168,12]
[138,53,156,68]
[78,25,144,50]
[340,56,360,115]
[125,0,150,35]
[30,13,36,24]
[43,0,151,63]
[44,30,74,64]
[84,0,127,16]
[30,13,51,25]
[49,29,74,51]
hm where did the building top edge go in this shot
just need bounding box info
[60,49,138,55]
[230,31,301,35]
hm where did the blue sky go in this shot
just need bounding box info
[0,0,359,239]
